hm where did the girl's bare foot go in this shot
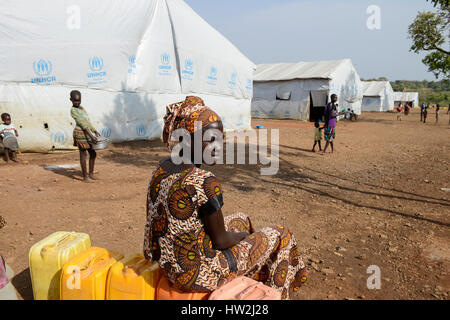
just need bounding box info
[89,174,100,180]
[83,177,95,183]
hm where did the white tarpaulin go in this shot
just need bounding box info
[393,92,419,107]
[361,81,394,112]
[252,59,363,121]
[0,0,255,152]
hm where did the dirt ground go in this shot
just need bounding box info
[0,109,449,300]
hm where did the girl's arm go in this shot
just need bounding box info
[203,209,249,250]
[14,129,18,137]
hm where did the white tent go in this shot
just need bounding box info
[393,92,419,108]
[361,81,394,112]
[0,0,255,152]
[252,59,363,122]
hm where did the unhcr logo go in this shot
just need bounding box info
[128,55,137,74]
[89,56,103,71]
[182,58,194,80]
[207,66,218,85]
[101,128,112,138]
[159,52,172,75]
[31,59,56,84]
[228,72,237,89]
[136,125,147,137]
[87,56,107,84]
[51,131,68,145]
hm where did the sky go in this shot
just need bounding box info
[184,0,442,81]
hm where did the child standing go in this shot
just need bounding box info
[312,121,324,152]
[396,105,403,121]
[0,113,19,162]
[423,106,428,123]
[70,90,100,183]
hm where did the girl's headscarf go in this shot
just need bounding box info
[163,96,221,150]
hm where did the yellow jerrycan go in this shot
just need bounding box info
[60,247,123,300]
[29,231,91,300]
[106,254,162,300]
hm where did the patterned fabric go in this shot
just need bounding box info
[144,165,307,299]
[71,106,95,149]
[324,126,336,142]
[163,96,221,150]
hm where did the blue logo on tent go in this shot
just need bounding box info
[33,59,52,76]
[89,56,103,72]
[51,131,68,145]
[285,110,290,118]
[87,56,107,84]
[210,67,218,77]
[207,66,218,85]
[101,128,112,138]
[129,55,136,68]
[185,59,193,71]
[228,72,237,89]
[158,53,172,75]
[128,55,137,74]
[31,59,56,84]
[161,53,170,65]
[182,58,194,80]
[137,125,147,137]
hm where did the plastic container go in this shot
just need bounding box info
[60,247,123,300]
[106,254,162,300]
[156,275,210,300]
[209,277,281,300]
[29,231,91,300]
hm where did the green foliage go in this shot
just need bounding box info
[408,6,450,79]
[391,79,450,105]
[426,0,449,8]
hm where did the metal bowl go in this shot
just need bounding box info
[2,135,19,151]
[92,136,110,150]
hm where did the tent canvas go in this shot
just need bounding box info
[251,59,363,122]
[361,81,394,112]
[0,0,255,152]
[393,92,419,107]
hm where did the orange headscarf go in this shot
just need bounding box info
[163,96,221,150]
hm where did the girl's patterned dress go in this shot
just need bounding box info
[144,164,307,300]
[71,106,96,150]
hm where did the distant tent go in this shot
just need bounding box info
[393,92,419,108]
[252,59,363,122]
[0,0,255,152]
[361,81,394,112]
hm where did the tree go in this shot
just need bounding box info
[408,5,450,79]
[426,0,449,8]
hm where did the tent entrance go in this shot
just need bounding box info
[309,90,328,122]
